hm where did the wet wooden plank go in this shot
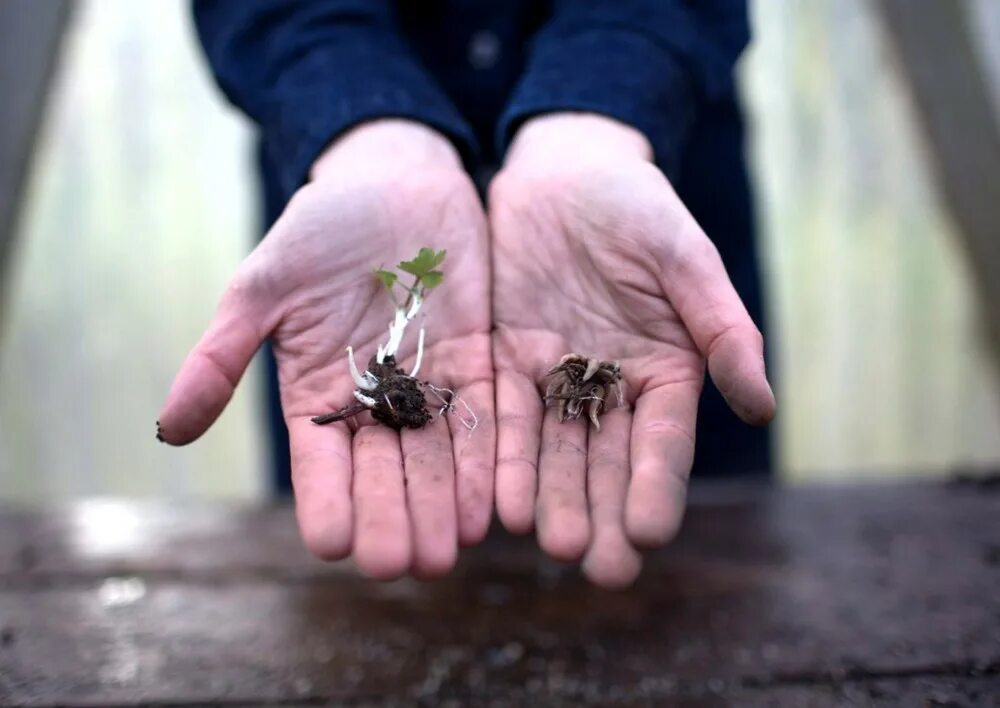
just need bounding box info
[0,481,996,706]
[1,577,996,707]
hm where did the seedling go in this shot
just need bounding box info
[544,354,623,430]
[311,248,476,431]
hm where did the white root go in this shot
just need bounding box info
[423,383,453,414]
[353,391,377,408]
[424,383,479,432]
[409,327,426,378]
[455,397,479,432]
[347,346,378,391]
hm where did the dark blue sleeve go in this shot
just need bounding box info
[193,0,478,198]
[496,0,749,177]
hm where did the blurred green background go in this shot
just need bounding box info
[1,0,998,501]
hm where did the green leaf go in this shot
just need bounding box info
[398,247,444,277]
[420,270,444,289]
[397,254,429,276]
[374,269,397,289]
[432,249,447,267]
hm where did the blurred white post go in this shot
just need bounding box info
[0,0,71,326]
[874,0,1000,367]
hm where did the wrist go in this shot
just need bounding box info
[310,118,463,182]
[505,112,654,168]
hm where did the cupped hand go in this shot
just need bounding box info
[158,120,495,579]
[489,114,775,588]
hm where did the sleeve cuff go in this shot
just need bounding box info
[259,44,479,198]
[496,28,695,178]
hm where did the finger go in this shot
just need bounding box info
[536,407,590,562]
[706,325,775,426]
[494,369,543,534]
[625,380,700,548]
[157,281,270,445]
[352,425,410,580]
[287,416,353,561]
[401,416,457,578]
[660,234,775,426]
[582,407,642,589]
[443,379,496,547]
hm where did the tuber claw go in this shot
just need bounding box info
[587,397,603,430]
[543,353,623,429]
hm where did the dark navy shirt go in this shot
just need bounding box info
[193,0,771,484]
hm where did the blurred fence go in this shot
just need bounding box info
[745,0,1000,479]
[0,0,997,501]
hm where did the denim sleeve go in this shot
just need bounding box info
[193,0,478,198]
[496,0,749,177]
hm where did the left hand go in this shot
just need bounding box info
[489,113,775,588]
[157,119,495,580]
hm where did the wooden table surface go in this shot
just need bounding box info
[0,479,997,707]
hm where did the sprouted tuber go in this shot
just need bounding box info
[311,248,476,431]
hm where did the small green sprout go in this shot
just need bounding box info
[347,248,447,395]
[314,247,477,432]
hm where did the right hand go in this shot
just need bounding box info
[488,113,775,588]
[157,119,495,580]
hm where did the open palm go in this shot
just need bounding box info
[158,130,494,579]
[490,118,774,588]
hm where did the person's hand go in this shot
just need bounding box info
[489,113,775,588]
[158,119,495,579]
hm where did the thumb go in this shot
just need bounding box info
[704,323,775,426]
[659,232,776,427]
[157,277,274,445]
